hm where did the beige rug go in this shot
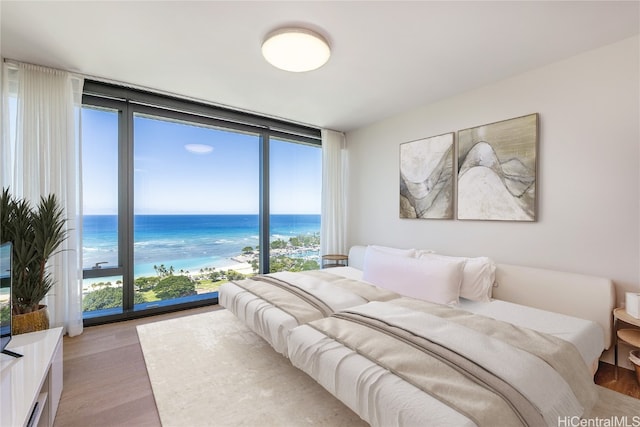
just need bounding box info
[137,309,366,427]
[138,309,640,427]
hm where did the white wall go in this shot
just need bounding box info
[346,36,640,302]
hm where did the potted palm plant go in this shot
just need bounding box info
[0,187,68,334]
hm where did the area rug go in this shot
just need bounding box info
[138,309,640,427]
[137,309,366,427]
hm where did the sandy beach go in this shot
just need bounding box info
[82,257,256,292]
[208,260,255,276]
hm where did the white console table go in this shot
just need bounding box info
[0,327,63,427]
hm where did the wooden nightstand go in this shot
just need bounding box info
[613,307,640,380]
[321,254,348,269]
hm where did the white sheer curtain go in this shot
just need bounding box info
[1,61,84,336]
[320,129,348,257]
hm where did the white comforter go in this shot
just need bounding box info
[330,267,603,369]
[458,298,604,371]
[288,299,597,426]
[221,267,605,368]
[219,268,397,355]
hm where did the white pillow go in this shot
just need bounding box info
[369,245,417,258]
[419,253,496,302]
[363,246,465,305]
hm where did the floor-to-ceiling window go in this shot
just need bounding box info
[81,82,321,325]
[81,103,123,317]
[269,138,321,272]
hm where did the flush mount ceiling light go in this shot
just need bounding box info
[261,27,331,72]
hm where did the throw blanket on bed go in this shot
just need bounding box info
[309,298,598,427]
[231,270,399,324]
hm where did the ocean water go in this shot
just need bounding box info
[83,214,320,276]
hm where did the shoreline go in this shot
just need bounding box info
[82,246,319,291]
[81,257,255,290]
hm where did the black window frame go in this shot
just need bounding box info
[81,81,321,326]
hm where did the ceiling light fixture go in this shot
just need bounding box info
[261,27,331,73]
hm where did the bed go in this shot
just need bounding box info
[222,244,616,426]
[285,246,615,426]
[219,248,403,356]
[344,245,614,371]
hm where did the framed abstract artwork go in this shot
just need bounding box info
[400,132,454,219]
[457,113,538,221]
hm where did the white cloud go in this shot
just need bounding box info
[185,144,214,154]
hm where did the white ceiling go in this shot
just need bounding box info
[1,1,638,132]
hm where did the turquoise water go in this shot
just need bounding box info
[83,214,320,276]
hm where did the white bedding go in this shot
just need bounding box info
[458,298,604,372]
[219,267,378,355]
[339,266,603,369]
[288,323,477,427]
[221,265,605,371]
[288,298,600,427]
[219,281,299,355]
[221,249,612,426]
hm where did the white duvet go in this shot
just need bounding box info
[220,266,604,368]
[289,300,594,426]
[458,298,604,371]
[289,324,476,426]
[219,268,376,355]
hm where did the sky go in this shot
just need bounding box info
[82,107,321,215]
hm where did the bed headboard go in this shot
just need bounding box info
[348,245,368,270]
[493,263,615,349]
[347,245,615,349]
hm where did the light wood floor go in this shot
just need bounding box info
[54,305,640,426]
[54,305,220,427]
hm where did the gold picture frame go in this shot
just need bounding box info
[457,113,538,221]
[400,132,454,219]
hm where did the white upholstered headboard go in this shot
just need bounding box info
[347,245,615,349]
